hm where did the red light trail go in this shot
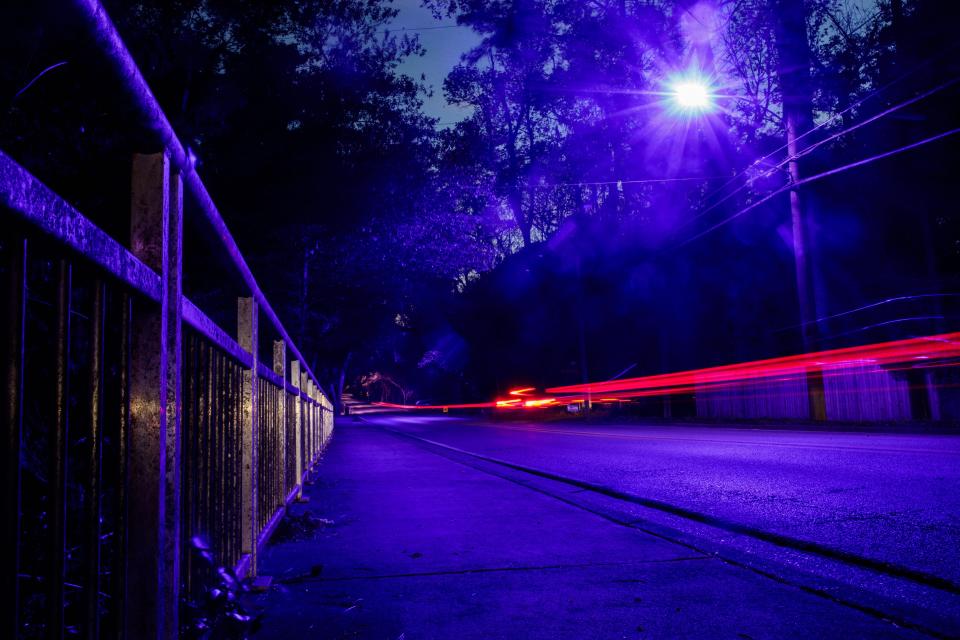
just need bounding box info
[374,332,960,412]
[546,332,960,395]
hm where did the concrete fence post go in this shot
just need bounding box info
[311,386,316,461]
[290,360,303,499]
[307,381,315,455]
[310,382,319,455]
[238,297,258,576]
[273,340,286,507]
[301,371,311,466]
[127,152,182,640]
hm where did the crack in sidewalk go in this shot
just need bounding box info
[280,556,708,585]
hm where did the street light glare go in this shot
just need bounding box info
[671,80,712,110]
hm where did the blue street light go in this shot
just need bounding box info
[668,76,714,112]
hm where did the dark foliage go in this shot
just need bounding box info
[3,0,960,404]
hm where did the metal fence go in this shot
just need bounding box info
[1,2,335,639]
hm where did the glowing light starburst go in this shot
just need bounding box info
[669,79,713,112]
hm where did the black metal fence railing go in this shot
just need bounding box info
[180,329,246,611]
[1,2,335,639]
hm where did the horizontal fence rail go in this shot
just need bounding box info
[1,3,335,639]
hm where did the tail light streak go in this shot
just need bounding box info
[373,333,960,412]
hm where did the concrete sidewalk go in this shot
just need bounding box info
[252,421,921,639]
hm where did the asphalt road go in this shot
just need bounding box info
[363,414,960,623]
[255,416,960,638]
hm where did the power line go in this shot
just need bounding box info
[674,70,960,242]
[771,293,960,334]
[531,72,958,203]
[381,24,467,32]
[539,176,727,188]
[675,125,960,248]
[789,76,960,162]
[434,25,958,240]
[694,41,960,226]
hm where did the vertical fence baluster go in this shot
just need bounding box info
[226,359,233,567]
[114,294,131,640]
[202,342,212,576]
[85,281,106,640]
[217,350,226,568]
[3,237,27,638]
[261,381,266,532]
[181,335,193,605]
[256,377,262,533]
[233,359,242,567]
[209,346,218,571]
[50,259,72,640]
[273,341,286,507]
[228,357,237,568]
[208,350,215,570]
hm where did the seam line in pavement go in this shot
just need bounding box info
[474,423,960,455]
[376,424,960,597]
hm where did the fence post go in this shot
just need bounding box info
[290,361,303,499]
[302,378,309,469]
[308,376,314,467]
[127,152,182,640]
[238,297,258,576]
[324,397,332,446]
[300,370,313,475]
[317,385,327,451]
[327,397,333,445]
[273,340,286,507]
[320,392,326,447]
[322,399,328,447]
[309,381,317,459]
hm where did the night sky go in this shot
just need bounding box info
[391,0,480,124]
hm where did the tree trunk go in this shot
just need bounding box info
[575,256,591,413]
[509,188,531,246]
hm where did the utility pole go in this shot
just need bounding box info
[773,0,827,420]
[575,254,591,414]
